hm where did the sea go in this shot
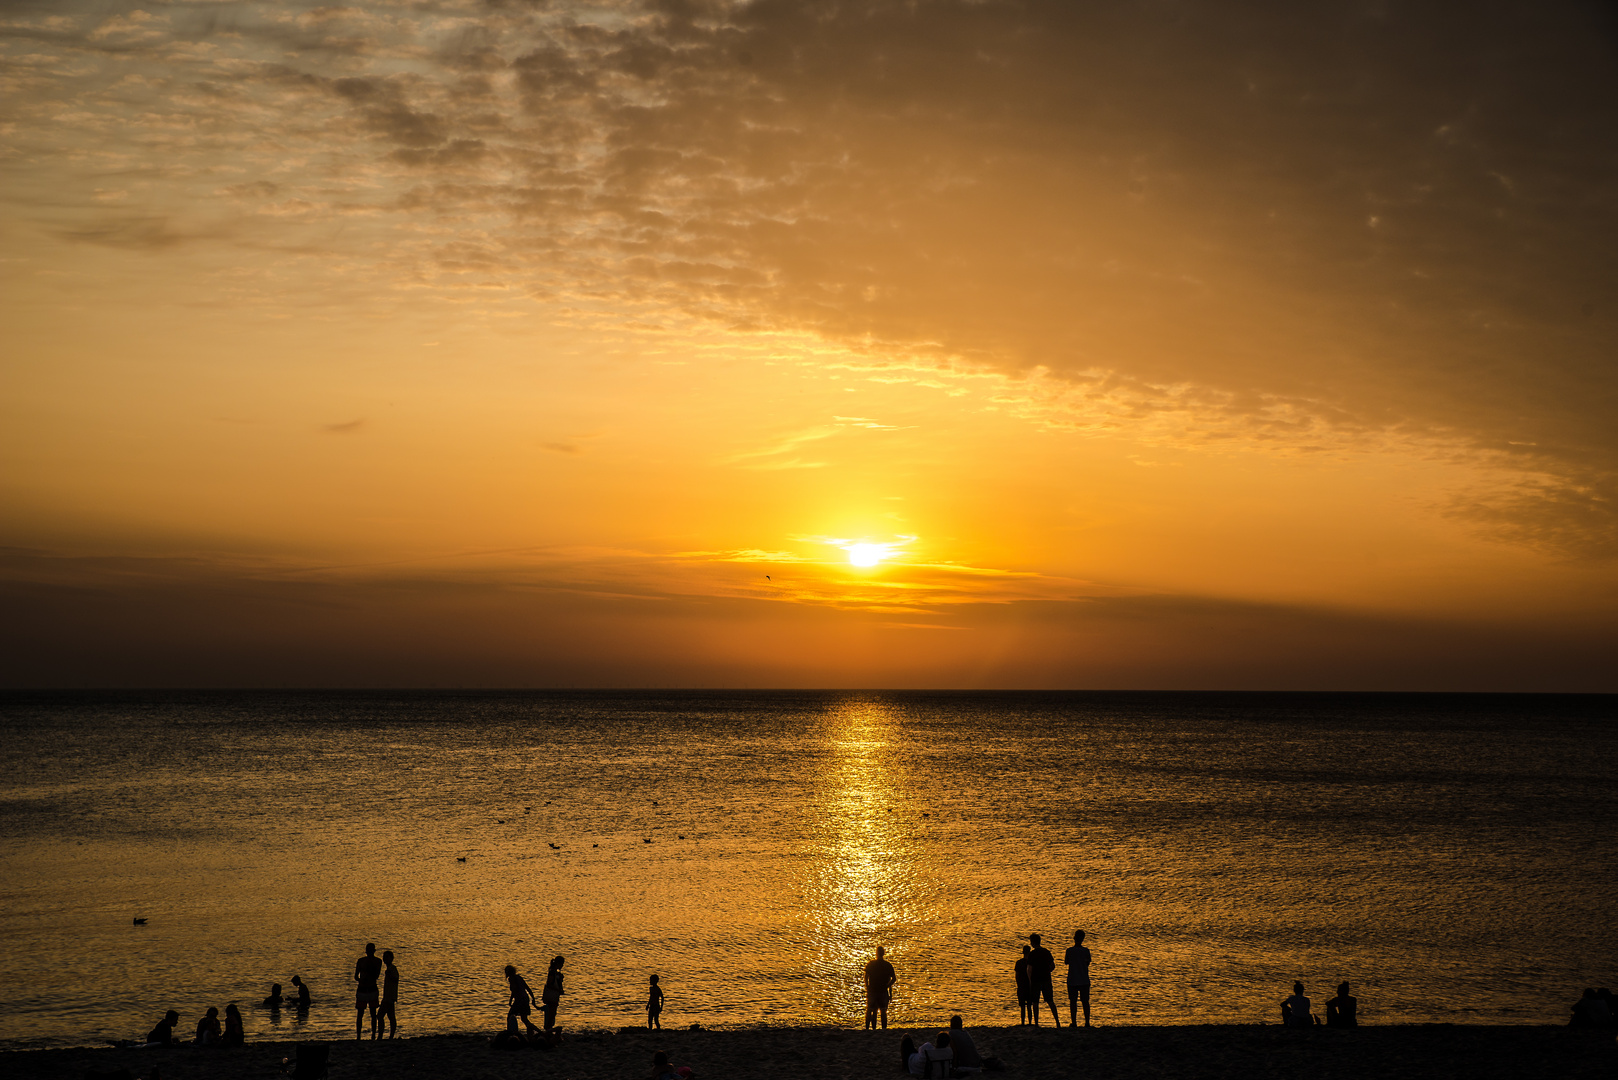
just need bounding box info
[0,691,1613,1049]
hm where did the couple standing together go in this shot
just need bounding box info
[353,943,400,1040]
[1017,931,1092,1028]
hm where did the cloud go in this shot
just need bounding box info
[1,546,1612,689]
[6,0,1617,554]
[322,418,365,434]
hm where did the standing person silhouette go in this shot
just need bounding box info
[541,955,565,1032]
[1065,930,1093,1028]
[647,974,664,1030]
[375,950,399,1039]
[354,944,383,1040]
[505,964,542,1038]
[864,946,897,1030]
[1015,945,1033,1025]
[1028,934,1060,1027]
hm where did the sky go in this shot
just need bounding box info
[2,0,1616,688]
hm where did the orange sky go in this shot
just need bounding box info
[3,1,1616,688]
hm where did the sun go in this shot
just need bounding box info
[846,543,885,567]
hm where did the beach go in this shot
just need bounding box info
[9,1025,1616,1080]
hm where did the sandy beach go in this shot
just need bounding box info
[8,1024,1615,1080]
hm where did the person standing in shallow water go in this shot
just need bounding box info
[864,946,897,1030]
[354,943,383,1040]
[505,964,542,1038]
[1015,945,1033,1025]
[647,974,664,1030]
[1028,934,1060,1027]
[541,955,565,1032]
[1065,930,1093,1028]
[375,950,399,1039]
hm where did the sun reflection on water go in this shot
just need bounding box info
[799,699,924,1024]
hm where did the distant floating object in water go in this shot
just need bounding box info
[132,917,147,925]
[592,844,599,848]
[548,843,560,850]
[922,812,930,817]
[456,857,467,862]
[644,838,652,844]
[653,801,658,806]
[678,835,685,840]
[545,801,552,805]
[497,820,505,824]
[524,808,531,813]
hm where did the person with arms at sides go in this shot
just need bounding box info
[1281,982,1313,1027]
[1028,934,1060,1027]
[1065,930,1093,1028]
[647,973,664,1030]
[375,950,399,1039]
[1325,982,1357,1027]
[146,1010,181,1047]
[354,943,383,1040]
[505,964,543,1039]
[541,955,566,1032]
[290,975,311,1010]
[260,983,283,1010]
[864,946,897,1030]
[1014,945,1033,1025]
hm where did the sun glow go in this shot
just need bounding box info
[846,544,886,568]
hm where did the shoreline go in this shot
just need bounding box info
[5,1024,1614,1080]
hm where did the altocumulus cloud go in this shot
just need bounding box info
[4,0,1616,554]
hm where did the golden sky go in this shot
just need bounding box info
[3,0,1616,687]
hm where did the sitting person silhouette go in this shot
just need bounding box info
[1281,982,1312,1027]
[221,1003,244,1046]
[261,983,283,1009]
[948,1015,985,1071]
[193,1006,221,1046]
[1326,982,1357,1027]
[146,1010,181,1046]
[1569,988,1609,1028]
[899,1035,917,1072]
[922,1032,953,1078]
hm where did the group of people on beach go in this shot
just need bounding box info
[1011,931,1093,1028]
[499,956,566,1044]
[1280,981,1359,1027]
[352,944,401,1040]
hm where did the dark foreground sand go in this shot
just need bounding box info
[8,1025,1616,1080]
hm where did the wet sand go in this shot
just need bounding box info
[7,1024,1615,1080]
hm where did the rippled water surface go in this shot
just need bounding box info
[1,691,1613,1048]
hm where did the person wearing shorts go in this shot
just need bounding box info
[864,946,896,1030]
[375,950,399,1039]
[506,964,542,1038]
[354,943,383,1040]
[1065,930,1093,1028]
[1028,934,1060,1026]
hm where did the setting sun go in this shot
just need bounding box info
[846,544,886,568]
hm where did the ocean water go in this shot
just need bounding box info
[0,691,1613,1049]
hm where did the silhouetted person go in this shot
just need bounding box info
[193,1006,221,1046]
[1028,934,1059,1026]
[1569,988,1608,1028]
[1065,930,1093,1028]
[948,1015,985,1070]
[261,984,283,1010]
[647,973,664,1030]
[375,950,399,1039]
[650,1049,680,1080]
[1015,945,1033,1025]
[1282,981,1312,1027]
[354,943,382,1040]
[541,955,565,1031]
[146,1010,181,1046]
[221,1003,244,1046]
[1326,982,1357,1028]
[505,964,542,1038]
[865,946,897,1030]
[922,1031,953,1078]
[1597,989,1617,1028]
[290,975,311,1010]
